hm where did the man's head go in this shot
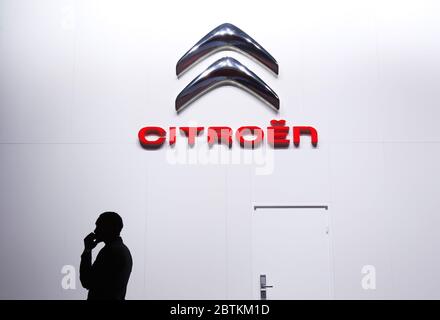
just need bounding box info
[94,211,123,243]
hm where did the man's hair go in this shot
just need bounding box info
[98,211,123,235]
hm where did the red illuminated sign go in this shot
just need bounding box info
[138,120,318,149]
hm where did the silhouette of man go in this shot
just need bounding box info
[80,212,132,300]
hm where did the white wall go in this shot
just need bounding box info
[1,0,440,299]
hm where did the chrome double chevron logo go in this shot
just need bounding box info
[175,23,280,112]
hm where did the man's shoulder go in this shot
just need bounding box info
[106,241,132,258]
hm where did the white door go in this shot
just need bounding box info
[252,206,332,299]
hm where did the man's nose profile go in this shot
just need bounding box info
[80,211,133,300]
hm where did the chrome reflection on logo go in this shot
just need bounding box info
[175,23,279,112]
[176,57,279,112]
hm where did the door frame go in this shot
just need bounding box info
[251,202,335,299]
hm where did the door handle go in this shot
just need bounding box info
[260,274,273,300]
